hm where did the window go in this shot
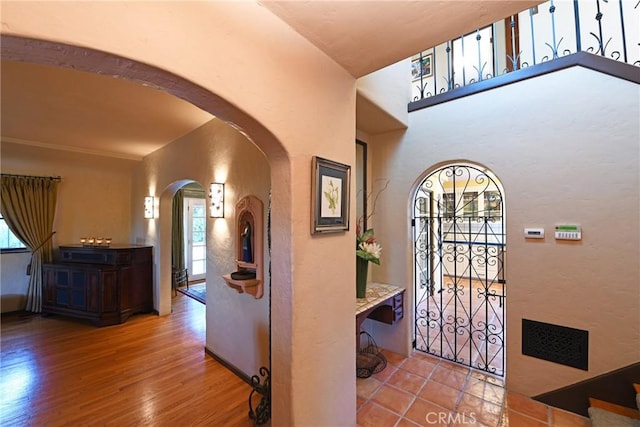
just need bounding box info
[441,193,455,218]
[0,213,27,252]
[462,192,478,217]
[484,191,502,219]
[416,196,429,216]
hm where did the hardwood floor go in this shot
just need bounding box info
[1,293,254,426]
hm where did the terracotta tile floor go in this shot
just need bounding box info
[357,350,591,427]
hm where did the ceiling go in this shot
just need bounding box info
[1,60,214,160]
[261,1,541,78]
[1,1,541,160]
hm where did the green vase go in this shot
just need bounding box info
[356,257,369,298]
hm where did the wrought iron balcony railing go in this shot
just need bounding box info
[410,0,639,103]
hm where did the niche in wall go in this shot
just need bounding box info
[222,195,264,298]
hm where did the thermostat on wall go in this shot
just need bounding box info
[555,225,582,240]
[524,228,545,239]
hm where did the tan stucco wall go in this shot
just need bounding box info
[132,118,272,377]
[0,142,136,312]
[0,142,136,245]
[357,58,411,127]
[1,1,357,424]
[0,248,29,312]
[369,66,640,396]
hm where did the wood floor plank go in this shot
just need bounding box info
[1,294,255,426]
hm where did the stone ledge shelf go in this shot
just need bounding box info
[356,283,404,315]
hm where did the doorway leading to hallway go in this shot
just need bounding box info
[172,183,207,306]
[171,182,207,298]
[185,196,206,282]
[412,163,506,377]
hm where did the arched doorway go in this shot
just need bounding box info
[175,183,207,283]
[413,162,506,376]
[2,18,354,421]
[3,31,279,362]
[171,181,207,304]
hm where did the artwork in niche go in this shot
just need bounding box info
[311,156,350,234]
[241,221,253,263]
[411,53,433,80]
[222,195,264,298]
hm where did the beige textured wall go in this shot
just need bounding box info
[133,118,272,377]
[1,2,357,424]
[0,250,30,312]
[357,58,411,127]
[369,66,640,395]
[0,142,136,312]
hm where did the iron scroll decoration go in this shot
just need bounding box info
[248,367,270,425]
[413,164,506,376]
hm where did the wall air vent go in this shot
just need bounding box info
[522,319,588,371]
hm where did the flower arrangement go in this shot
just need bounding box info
[356,179,388,265]
[355,180,387,298]
[356,223,382,265]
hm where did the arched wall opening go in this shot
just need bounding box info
[1,32,285,411]
[160,180,199,313]
[1,5,359,418]
[1,34,287,317]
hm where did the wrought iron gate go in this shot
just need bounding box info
[413,164,506,376]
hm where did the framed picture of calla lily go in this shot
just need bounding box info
[311,156,351,234]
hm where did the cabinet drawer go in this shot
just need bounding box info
[394,306,404,321]
[61,248,114,264]
[115,252,132,265]
[393,293,403,309]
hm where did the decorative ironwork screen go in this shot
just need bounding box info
[411,0,639,102]
[413,164,506,376]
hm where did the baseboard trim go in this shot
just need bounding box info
[0,309,42,319]
[204,346,252,386]
[534,362,640,417]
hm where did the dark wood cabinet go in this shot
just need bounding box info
[42,245,153,326]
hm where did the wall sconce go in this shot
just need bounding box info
[144,196,155,219]
[209,183,225,218]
